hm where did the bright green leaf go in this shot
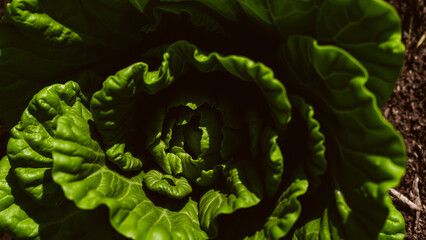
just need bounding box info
[52,101,208,240]
[282,35,406,239]
[6,81,86,206]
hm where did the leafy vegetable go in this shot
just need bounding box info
[0,0,406,239]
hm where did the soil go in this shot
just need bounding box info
[382,1,426,239]
[0,0,424,239]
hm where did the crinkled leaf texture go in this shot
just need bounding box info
[6,81,86,206]
[0,83,128,239]
[52,102,208,240]
[278,36,406,239]
[0,0,406,239]
[51,41,291,239]
[0,0,404,129]
[0,156,124,240]
[130,0,404,107]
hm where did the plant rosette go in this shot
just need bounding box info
[0,0,406,239]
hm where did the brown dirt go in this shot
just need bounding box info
[382,0,425,239]
[0,0,424,239]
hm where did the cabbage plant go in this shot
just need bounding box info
[0,0,407,239]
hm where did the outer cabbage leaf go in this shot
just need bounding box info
[0,156,124,240]
[290,195,405,240]
[0,156,39,239]
[240,0,404,106]
[280,35,405,239]
[132,0,404,107]
[0,0,145,129]
[6,81,87,206]
[378,197,405,240]
[315,0,405,106]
